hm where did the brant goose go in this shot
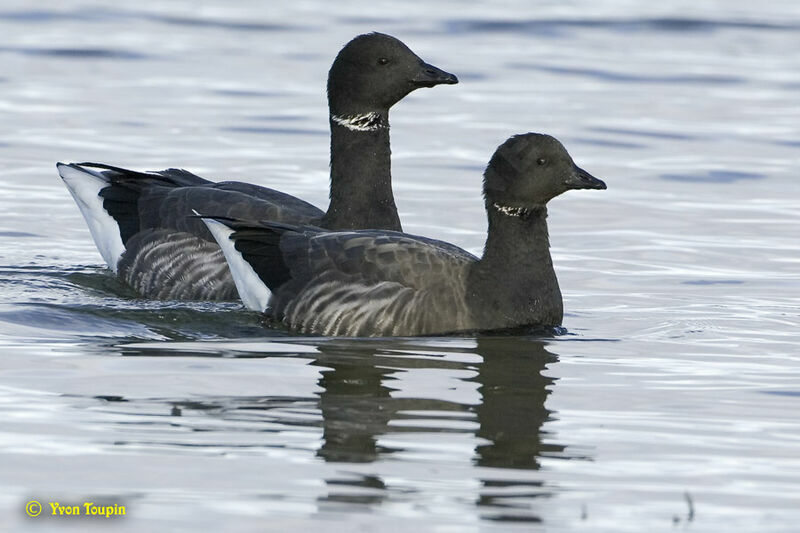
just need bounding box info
[200,133,607,336]
[58,33,457,300]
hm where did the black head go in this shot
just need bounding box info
[327,32,458,116]
[483,133,606,209]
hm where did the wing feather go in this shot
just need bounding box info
[262,228,478,336]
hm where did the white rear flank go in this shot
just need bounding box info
[57,163,125,272]
[199,213,271,312]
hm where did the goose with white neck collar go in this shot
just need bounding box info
[201,133,607,336]
[57,32,457,300]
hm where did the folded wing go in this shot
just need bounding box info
[208,219,478,336]
[58,163,324,299]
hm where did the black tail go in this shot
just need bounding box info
[201,216,303,291]
[67,163,213,245]
[77,162,214,188]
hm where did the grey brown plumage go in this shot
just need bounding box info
[230,225,477,336]
[205,133,607,337]
[58,33,457,300]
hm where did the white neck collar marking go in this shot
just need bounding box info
[330,112,386,132]
[493,203,534,218]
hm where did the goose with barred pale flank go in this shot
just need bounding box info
[201,133,606,336]
[57,33,457,300]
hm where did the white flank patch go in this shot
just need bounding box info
[58,163,125,272]
[198,213,272,312]
[330,112,384,132]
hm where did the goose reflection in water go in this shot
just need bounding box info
[311,336,568,521]
[116,335,576,522]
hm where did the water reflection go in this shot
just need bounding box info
[313,343,401,463]
[304,337,562,466]
[116,335,568,520]
[307,336,564,520]
[471,337,562,522]
[471,337,561,469]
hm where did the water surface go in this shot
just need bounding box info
[1,1,799,531]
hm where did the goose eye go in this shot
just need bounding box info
[377,57,389,65]
[536,157,547,165]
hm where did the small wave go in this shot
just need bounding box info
[247,114,307,122]
[0,304,160,339]
[774,139,800,148]
[511,64,743,85]
[211,89,283,98]
[681,280,745,285]
[147,14,300,32]
[222,126,327,136]
[0,231,38,238]
[660,170,765,183]
[761,390,800,397]
[570,137,647,150]
[0,8,116,22]
[0,46,151,60]
[589,126,696,141]
[443,17,800,35]
[0,8,304,33]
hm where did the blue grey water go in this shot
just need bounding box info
[1,1,799,531]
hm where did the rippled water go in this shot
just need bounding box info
[1,1,799,531]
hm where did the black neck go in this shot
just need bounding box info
[467,205,563,327]
[481,205,552,268]
[320,111,401,232]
